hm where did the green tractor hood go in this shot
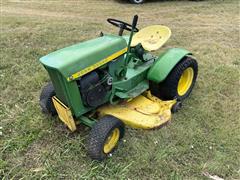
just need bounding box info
[40,35,127,81]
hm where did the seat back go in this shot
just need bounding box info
[131,25,171,51]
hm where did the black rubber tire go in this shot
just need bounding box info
[150,56,198,101]
[39,82,57,115]
[87,115,125,161]
[129,0,145,4]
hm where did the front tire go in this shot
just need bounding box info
[87,115,125,161]
[39,82,57,115]
[150,57,198,101]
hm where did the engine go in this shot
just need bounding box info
[77,70,112,107]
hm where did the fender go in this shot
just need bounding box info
[147,48,192,83]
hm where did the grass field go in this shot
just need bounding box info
[0,0,239,179]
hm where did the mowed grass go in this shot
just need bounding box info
[0,0,239,179]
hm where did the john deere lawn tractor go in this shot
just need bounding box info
[39,15,198,160]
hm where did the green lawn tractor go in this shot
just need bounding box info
[39,15,198,161]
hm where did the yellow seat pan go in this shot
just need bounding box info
[97,92,176,129]
[131,25,171,51]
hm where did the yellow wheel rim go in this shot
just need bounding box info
[177,67,194,96]
[103,128,120,154]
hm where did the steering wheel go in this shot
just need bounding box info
[107,18,139,35]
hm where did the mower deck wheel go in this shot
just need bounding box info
[39,82,57,115]
[171,101,183,113]
[87,115,125,161]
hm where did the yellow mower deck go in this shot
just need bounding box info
[98,92,176,129]
[53,92,176,131]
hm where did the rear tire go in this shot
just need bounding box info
[87,115,125,161]
[129,0,145,4]
[39,82,57,115]
[150,57,198,101]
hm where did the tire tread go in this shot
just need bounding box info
[87,115,125,161]
[150,56,198,100]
